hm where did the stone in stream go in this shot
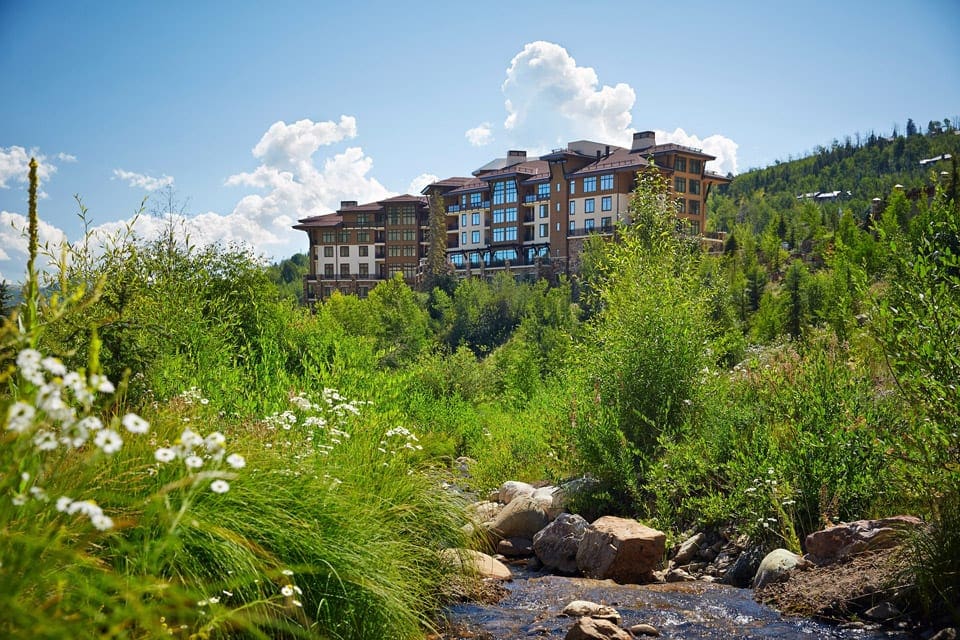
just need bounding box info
[439,548,512,581]
[722,545,765,587]
[533,513,589,574]
[498,480,535,504]
[752,548,807,588]
[561,599,621,623]
[671,532,705,566]
[628,623,661,637]
[565,616,632,640]
[496,536,533,557]
[804,516,922,565]
[488,494,552,540]
[576,516,666,584]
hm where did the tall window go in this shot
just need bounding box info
[403,230,416,241]
[600,174,614,190]
[539,204,548,218]
[569,220,576,232]
[323,246,334,257]
[359,246,369,257]
[674,177,686,193]
[461,213,467,227]
[539,223,548,238]
[675,157,687,172]
[471,230,480,243]
[388,246,401,257]
[505,180,517,203]
[585,219,595,231]
[601,216,611,229]
[601,196,612,211]
[339,231,350,243]
[492,181,505,205]
[583,176,597,192]
[505,207,517,222]
[359,263,369,276]
[568,179,576,195]
[358,231,370,243]
[505,227,517,241]
[340,264,350,276]
[584,198,595,213]
[678,198,686,213]
[689,159,702,174]
[689,199,701,215]
[471,212,481,226]
[461,231,467,245]
[387,230,401,241]
[322,231,334,243]
[569,201,576,215]
[470,192,482,207]
[493,228,505,242]
[401,210,416,225]
[689,179,701,195]
[324,264,334,277]
[402,245,415,257]
[537,183,550,198]
[339,246,349,257]
[493,209,505,223]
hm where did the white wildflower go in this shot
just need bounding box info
[6,401,35,432]
[204,432,225,452]
[89,374,115,394]
[226,453,246,469]
[281,585,294,597]
[154,447,177,463]
[291,599,302,607]
[122,413,150,434]
[76,415,104,432]
[281,569,294,576]
[91,513,114,531]
[180,428,203,449]
[16,349,44,385]
[41,357,67,377]
[33,429,58,451]
[12,494,27,506]
[210,480,230,494]
[94,429,123,454]
[56,496,73,512]
[185,455,203,469]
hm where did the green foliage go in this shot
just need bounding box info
[265,253,309,303]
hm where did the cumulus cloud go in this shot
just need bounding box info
[112,168,175,191]
[0,146,58,196]
[465,123,493,147]
[406,173,438,195]
[0,209,71,282]
[655,128,739,176]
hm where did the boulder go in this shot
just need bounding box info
[753,548,806,589]
[466,500,502,525]
[532,485,565,518]
[672,532,705,566]
[440,548,512,581]
[805,516,923,564]
[561,600,621,623]
[628,623,660,637]
[533,513,589,574]
[665,568,695,582]
[488,494,552,540]
[863,601,901,621]
[565,617,632,640]
[722,546,765,587]
[576,516,666,584]
[498,480,536,505]
[497,536,534,557]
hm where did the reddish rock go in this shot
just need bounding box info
[805,516,923,564]
[576,516,666,584]
[565,616,632,640]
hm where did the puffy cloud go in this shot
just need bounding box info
[655,128,739,176]
[465,123,493,147]
[251,115,357,173]
[501,41,636,149]
[406,173,438,195]
[0,146,58,197]
[0,209,71,282]
[112,168,175,191]
[57,152,77,163]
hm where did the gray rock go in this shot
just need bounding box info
[665,568,695,582]
[576,516,666,584]
[672,532,705,565]
[488,494,552,540]
[533,485,565,518]
[628,623,660,637]
[533,513,589,574]
[498,480,536,505]
[497,536,533,557]
[439,548,512,581]
[863,601,901,621]
[753,548,805,589]
[561,600,621,623]
[929,629,958,640]
[722,546,765,587]
[565,616,632,640]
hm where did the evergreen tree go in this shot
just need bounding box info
[423,191,453,292]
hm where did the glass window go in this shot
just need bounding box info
[388,246,401,257]
[339,245,349,257]
[322,231,334,243]
[505,227,517,241]
[678,198,686,213]
[556,202,561,212]
[359,246,368,257]
[472,212,481,226]
[451,254,464,267]
[493,228,505,242]
[505,180,517,203]
[556,182,561,192]
[461,213,467,227]
[403,245,415,256]
[689,199,701,215]
[356,214,369,226]
[689,159,702,174]
[568,179,575,195]
[583,176,597,192]
[601,196,612,211]
[601,216,611,229]
[323,246,334,257]
[675,177,686,193]
[539,204,548,218]
[358,231,370,243]
[600,174,614,190]
[403,230,416,241]
[461,231,467,245]
[492,181,505,205]
[505,207,517,222]
[340,264,350,276]
[324,264,334,277]
[569,220,576,232]
[569,201,576,215]
[585,219,595,231]
[339,231,350,243]
[359,263,369,276]
[689,179,701,195]
[493,209,505,224]
[539,223,548,238]
[537,183,550,198]
[584,198,595,213]
[470,192,482,207]
[471,230,480,244]
[675,157,687,172]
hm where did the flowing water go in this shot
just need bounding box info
[443,570,904,639]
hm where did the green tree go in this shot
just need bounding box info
[423,191,454,292]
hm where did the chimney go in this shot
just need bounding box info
[596,150,601,160]
[340,200,358,209]
[605,145,611,157]
[507,150,527,159]
[631,131,656,152]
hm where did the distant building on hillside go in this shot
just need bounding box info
[294,131,730,304]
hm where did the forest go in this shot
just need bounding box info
[1,125,958,638]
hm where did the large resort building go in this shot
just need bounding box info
[294,131,730,303]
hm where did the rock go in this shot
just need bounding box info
[488,494,552,540]
[559,476,600,502]
[498,480,536,505]
[576,516,666,584]
[722,546,765,587]
[565,616,632,640]
[672,532,705,565]
[455,456,475,477]
[805,516,923,564]
[863,601,901,621]
[561,600,621,623]
[628,623,660,636]
[439,548,512,581]
[532,485,565,518]
[533,513,589,574]
[497,536,533,557]
[930,629,958,640]
[486,489,501,503]
[665,568,696,582]
[753,549,805,589]
[467,500,503,524]
[698,547,718,562]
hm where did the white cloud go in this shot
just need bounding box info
[406,173,438,195]
[465,123,493,147]
[0,146,58,196]
[251,115,357,173]
[655,128,739,176]
[0,209,71,282]
[57,152,77,163]
[112,169,175,192]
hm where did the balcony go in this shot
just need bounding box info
[522,212,535,223]
[523,193,550,204]
[447,238,459,249]
[446,220,459,231]
[567,225,615,237]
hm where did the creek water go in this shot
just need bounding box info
[443,569,902,639]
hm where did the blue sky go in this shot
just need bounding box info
[2,0,958,282]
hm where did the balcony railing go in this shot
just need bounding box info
[447,204,461,213]
[523,193,550,204]
[567,225,615,237]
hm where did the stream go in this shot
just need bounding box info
[443,569,906,639]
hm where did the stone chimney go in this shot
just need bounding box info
[340,200,358,209]
[631,131,656,152]
[507,150,527,159]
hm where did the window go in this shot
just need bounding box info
[322,231,334,244]
[469,253,481,266]
[539,204,548,218]
[601,196,612,211]
[689,199,700,215]
[584,198,595,213]
[340,264,350,276]
[357,231,370,243]
[471,230,480,244]
[324,264,334,277]
[451,254,464,267]
[493,228,505,242]
[403,245,415,257]
[472,212,481,226]
[388,246,401,257]
[556,202,561,212]
[493,209,505,224]
[339,231,350,243]
[387,230,400,241]
[556,222,561,231]
[492,181,505,205]
[470,192,482,207]
[461,195,467,207]
[678,198,686,213]
[689,179,701,195]
[356,214,369,226]
[505,226,517,241]
[600,174,614,190]
[689,159,702,174]
[339,246,350,257]
[358,286,368,297]
[359,246,368,257]
[569,201,576,215]
[403,230,416,241]
[691,220,701,235]
[461,231,467,245]
[674,177,686,193]
[505,180,517,203]
[323,246,334,257]
[569,220,576,232]
[386,212,400,225]
[505,207,517,222]
[585,219,595,231]
[675,156,687,172]
[583,176,597,192]
[537,183,550,198]
[461,213,467,227]
[556,182,561,192]
[601,216,611,229]
[402,211,416,225]
[569,180,576,194]
[539,223,548,238]
[359,263,369,276]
